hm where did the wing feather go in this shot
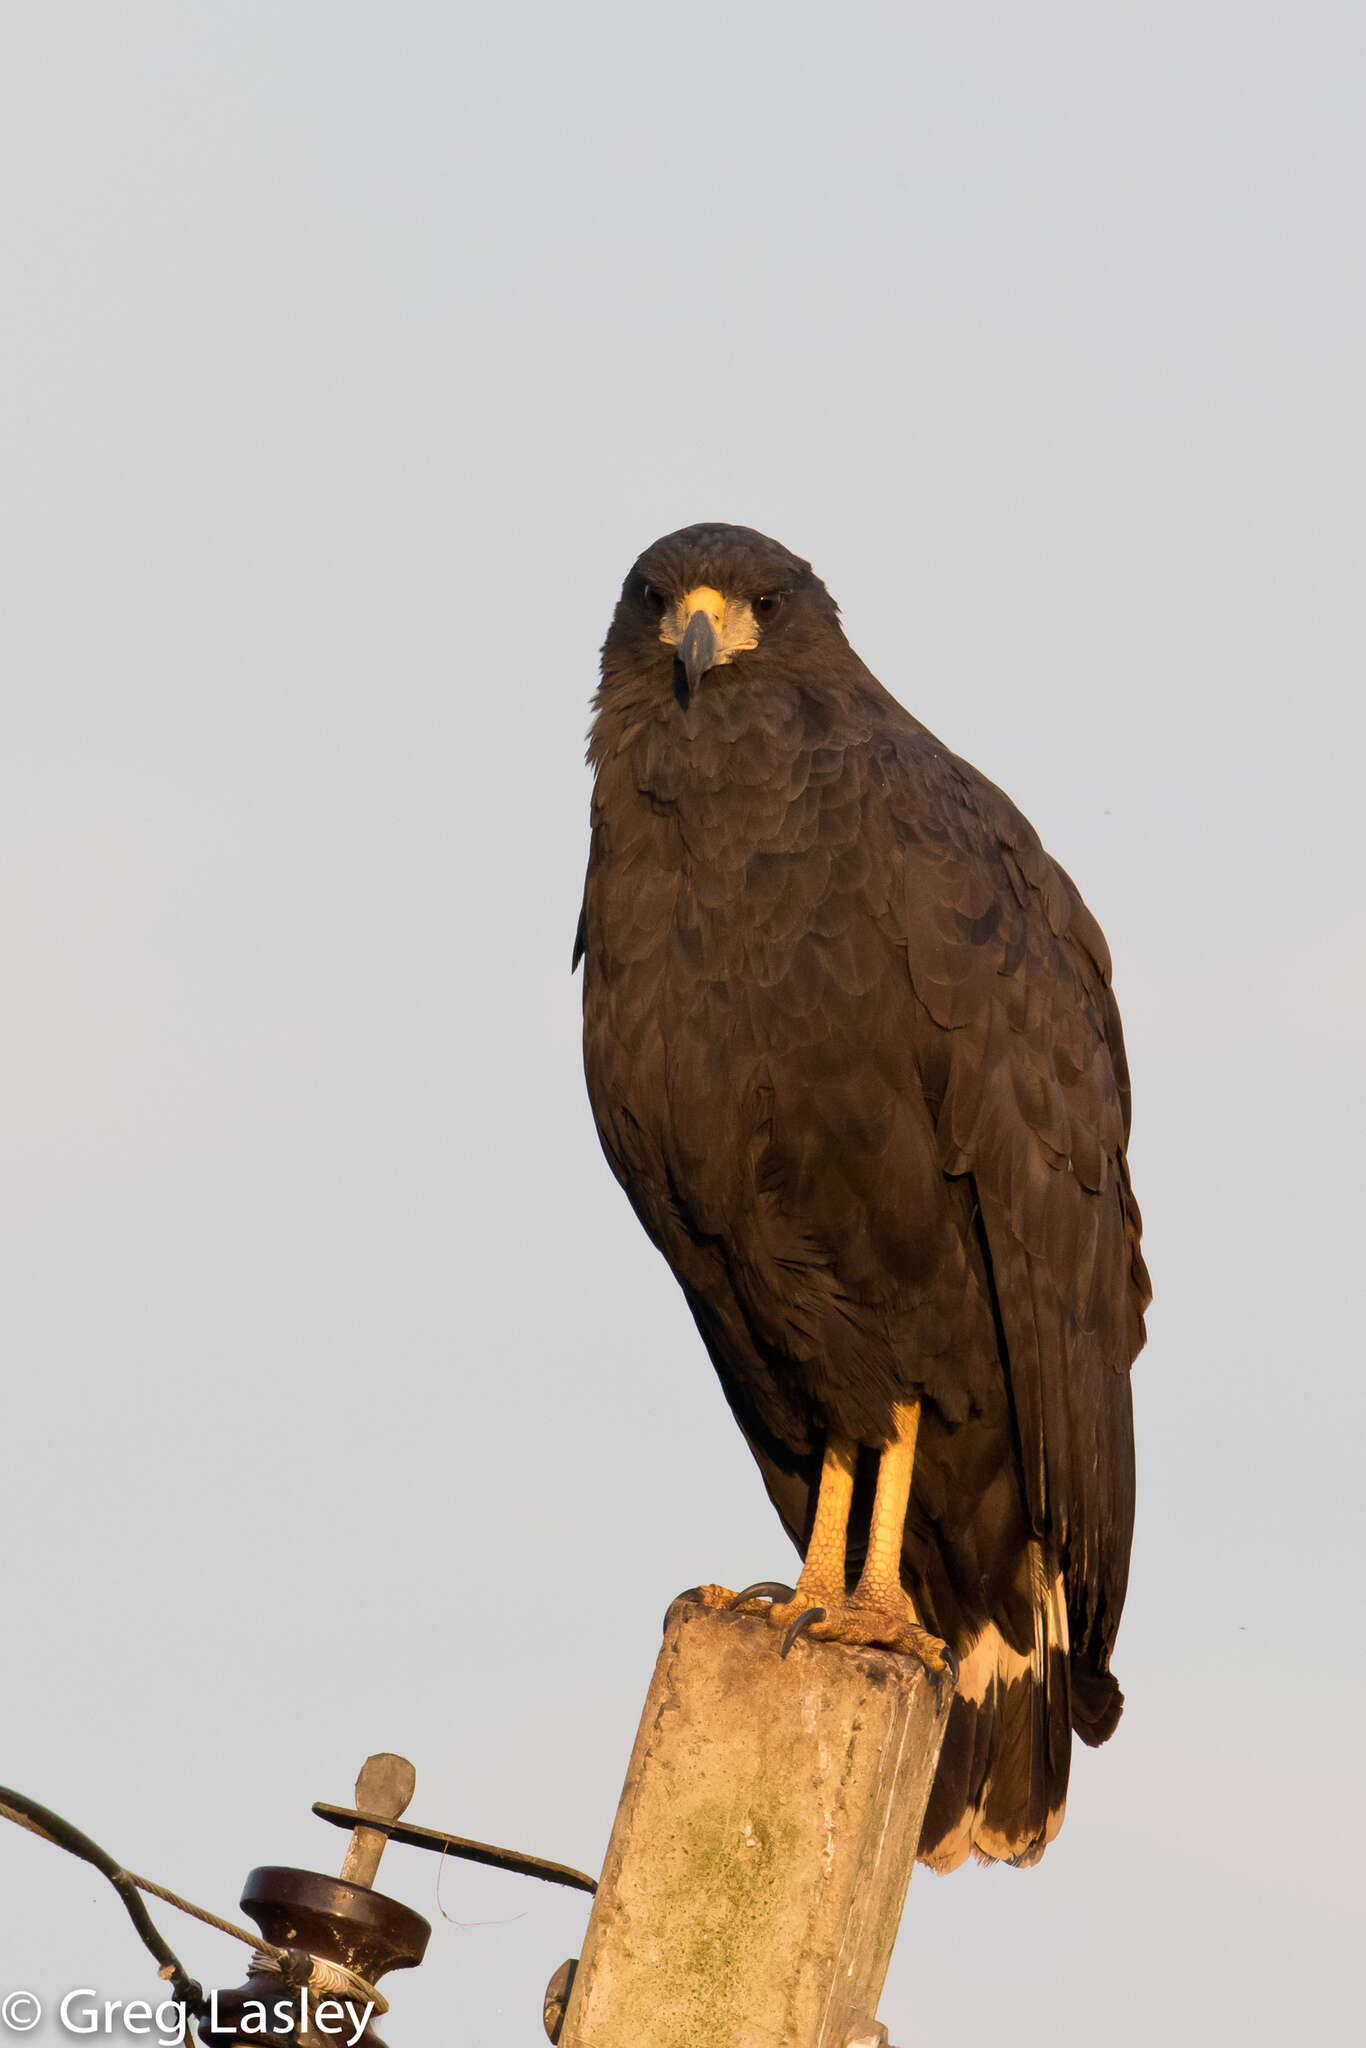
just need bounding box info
[886,734,1150,1675]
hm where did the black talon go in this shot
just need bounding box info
[780,1607,826,1658]
[664,1587,704,1632]
[728,1581,796,1610]
[930,1643,959,1713]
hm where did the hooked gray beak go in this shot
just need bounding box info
[676,608,718,706]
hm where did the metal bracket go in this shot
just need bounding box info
[311,1803,598,1896]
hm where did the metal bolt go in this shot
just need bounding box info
[843,2015,890,2048]
[338,1754,416,1890]
[543,1957,578,2043]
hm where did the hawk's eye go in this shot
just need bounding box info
[753,593,785,619]
[641,581,667,615]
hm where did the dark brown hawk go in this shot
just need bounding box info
[576,523,1150,1869]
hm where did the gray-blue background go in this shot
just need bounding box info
[3,6,1362,2041]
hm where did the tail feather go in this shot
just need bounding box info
[1070,1660,1125,1746]
[918,1543,1073,1872]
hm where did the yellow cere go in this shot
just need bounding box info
[661,585,761,664]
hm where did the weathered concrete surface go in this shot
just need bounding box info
[560,1594,951,2048]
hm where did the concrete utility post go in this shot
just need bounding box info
[556,1593,951,2048]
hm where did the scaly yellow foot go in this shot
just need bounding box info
[682,1581,955,1703]
[772,1590,956,1692]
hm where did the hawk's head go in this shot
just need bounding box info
[602,523,847,709]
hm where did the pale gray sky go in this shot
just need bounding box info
[2,5,1363,2043]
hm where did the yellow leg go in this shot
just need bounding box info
[793,1433,858,1605]
[853,1400,920,1608]
[781,1399,953,1694]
